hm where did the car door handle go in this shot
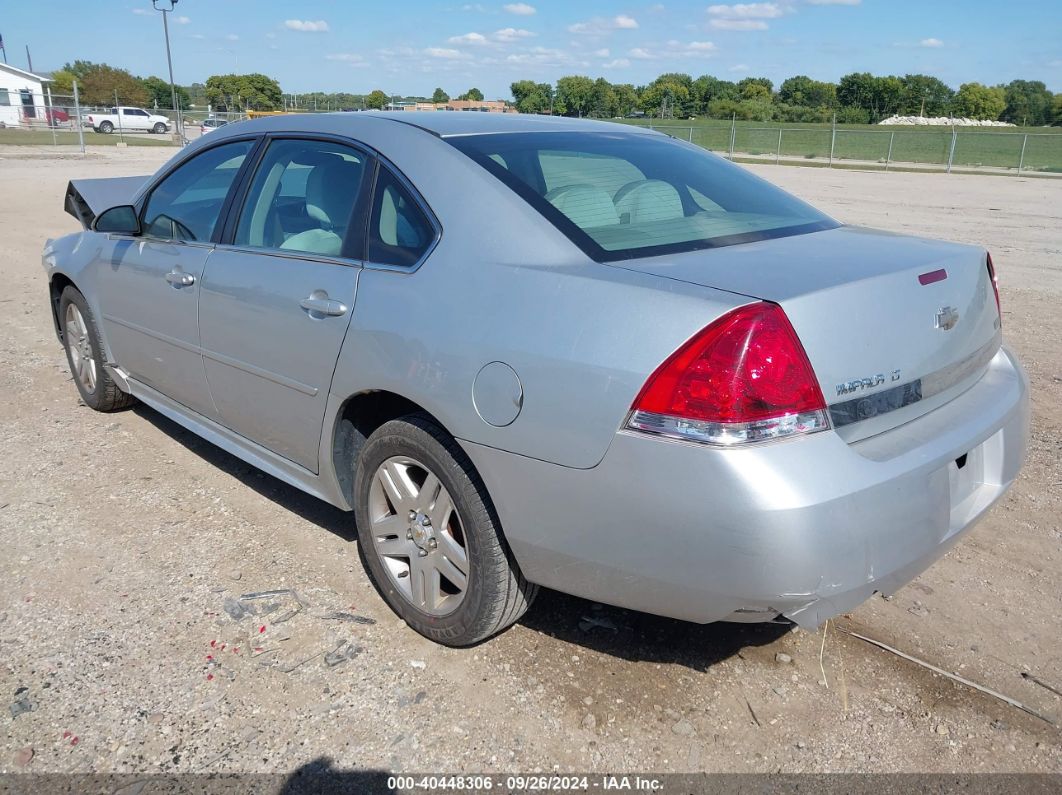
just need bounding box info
[165,269,196,287]
[299,294,348,317]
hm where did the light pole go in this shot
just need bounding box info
[152,0,185,143]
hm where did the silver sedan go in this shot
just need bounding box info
[43,112,1029,646]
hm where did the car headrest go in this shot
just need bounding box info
[305,159,361,229]
[544,184,620,229]
[613,179,684,224]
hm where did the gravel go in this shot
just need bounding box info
[1,148,1060,774]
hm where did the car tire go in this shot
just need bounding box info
[353,413,538,646]
[59,286,135,412]
[152,122,167,134]
[98,121,114,134]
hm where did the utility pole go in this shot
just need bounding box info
[25,45,33,73]
[73,79,85,154]
[115,89,125,144]
[153,0,185,144]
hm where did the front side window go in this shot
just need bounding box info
[234,139,367,258]
[449,131,837,261]
[367,168,435,267]
[0,90,10,106]
[142,139,254,242]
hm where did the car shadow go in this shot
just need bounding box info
[518,588,792,672]
[132,406,357,542]
[134,405,789,670]
[280,758,393,794]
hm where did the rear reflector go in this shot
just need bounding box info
[918,268,948,285]
[626,302,830,446]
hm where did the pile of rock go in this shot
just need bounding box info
[877,115,1016,127]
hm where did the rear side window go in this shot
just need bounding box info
[367,168,435,267]
[448,131,837,262]
[233,138,367,258]
[142,139,254,242]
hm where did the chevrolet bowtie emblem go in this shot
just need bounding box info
[935,306,959,331]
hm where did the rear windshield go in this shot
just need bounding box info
[448,130,837,261]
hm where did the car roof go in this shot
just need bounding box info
[236,111,660,140]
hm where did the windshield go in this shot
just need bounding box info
[448,130,838,262]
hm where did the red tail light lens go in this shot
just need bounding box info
[627,302,829,446]
[986,252,1001,325]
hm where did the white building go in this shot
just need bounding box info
[0,62,50,127]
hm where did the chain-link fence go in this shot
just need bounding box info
[0,85,247,151]
[646,120,1062,176]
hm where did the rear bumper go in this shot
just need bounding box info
[462,346,1029,628]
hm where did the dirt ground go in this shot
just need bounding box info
[0,146,1059,777]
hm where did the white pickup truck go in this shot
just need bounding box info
[86,107,172,135]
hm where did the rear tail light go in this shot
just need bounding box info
[626,302,830,446]
[986,252,1001,325]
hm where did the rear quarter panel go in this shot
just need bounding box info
[327,122,747,469]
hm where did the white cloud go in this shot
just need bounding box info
[686,40,718,52]
[503,2,536,14]
[284,19,330,33]
[505,46,571,66]
[191,33,206,40]
[728,63,749,71]
[806,0,860,4]
[225,34,239,41]
[425,47,472,59]
[707,3,785,30]
[326,53,369,67]
[175,16,190,25]
[603,58,631,69]
[629,47,655,59]
[493,27,535,42]
[920,37,944,48]
[462,3,487,10]
[569,15,640,34]
[448,31,488,44]
[131,8,150,15]
[707,3,785,18]
[593,48,610,57]
[710,19,768,30]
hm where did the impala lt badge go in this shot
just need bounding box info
[835,369,901,396]
[936,306,959,331]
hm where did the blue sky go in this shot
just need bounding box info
[3,1,1060,98]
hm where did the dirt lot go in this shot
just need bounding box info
[0,146,1059,776]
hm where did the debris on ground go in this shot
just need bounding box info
[324,641,364,668]
[776,652,793,664]
[1021,672,1062,698]
[320,611,376,625]
[10,688,34,719]
[578,615,618,633]
[12,747,34,767]
[222,597,249,622]
[671,719,695,736]
[838,627,1056,726]
[240,588,309,607]
[410,660,427,670]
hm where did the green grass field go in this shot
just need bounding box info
[616,118,1062,172]
[0,128,176,147]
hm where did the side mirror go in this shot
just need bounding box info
[94,205,141,235]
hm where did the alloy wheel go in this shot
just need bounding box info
[65,303,97,394]
[369,456,469,616]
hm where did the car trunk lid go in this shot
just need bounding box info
[609,225,1002,442]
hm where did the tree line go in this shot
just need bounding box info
[44,60,1060,127]
[512,73,1061,126]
